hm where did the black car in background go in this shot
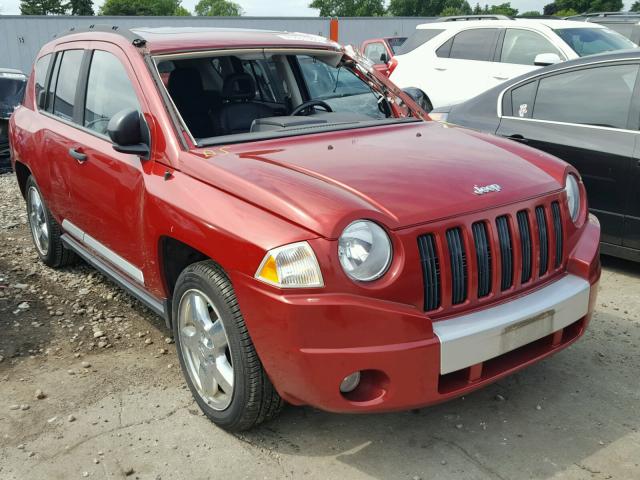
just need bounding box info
[430,50,640,262]
[0,69,27,173]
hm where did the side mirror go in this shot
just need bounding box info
[534,53,561,67]
[107,109,150,159]
[380,52,389,64]
[402,87,434,113]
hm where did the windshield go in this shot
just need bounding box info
[387,37,407,54]
[556,27,637,56]
[157,49,417,146]
[0,76,27,119]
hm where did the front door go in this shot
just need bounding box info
[62,42,152,285]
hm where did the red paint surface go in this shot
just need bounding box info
[10,29,601,413]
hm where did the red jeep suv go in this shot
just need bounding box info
[10,26,601,431]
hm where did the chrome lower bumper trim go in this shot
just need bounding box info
[434,274,591,375]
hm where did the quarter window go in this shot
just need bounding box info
[500,29,562,65]
[84,50,140,136]
[445,29,500,61]
[34,54,52,109]
[506,81,538,118]
[532,64,638,129]
[52,50,84,122]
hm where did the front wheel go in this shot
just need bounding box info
[172,261,283,431]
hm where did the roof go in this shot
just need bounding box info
[0,68,26,75]
[416,18,606,30]
[134,27,341,54]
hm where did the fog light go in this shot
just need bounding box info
[339,371,361,393]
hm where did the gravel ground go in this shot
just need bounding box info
[1,171,639,480]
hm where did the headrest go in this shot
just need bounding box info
[222,73,256,101]
[168,68,204,95]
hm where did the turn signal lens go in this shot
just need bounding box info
[255,241,324,288]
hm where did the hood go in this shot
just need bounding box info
[181,121,568,239]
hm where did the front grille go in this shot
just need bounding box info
[418,234,441,311]
[496,216,513,291]
[446,228,467,305]
[418,200,565,312]
[551,202,563,268]
[472,222,491,298]
[535,206,549,276]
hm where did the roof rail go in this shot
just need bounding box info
[439,14,512,21]
[53,24,146,47]
[517,15,565,19]
[567,11,640,18]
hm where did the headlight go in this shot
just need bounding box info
[338,220,392,282]
[565,174,581,222]
[255,241,323,288]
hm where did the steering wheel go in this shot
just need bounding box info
[291,100,333,116]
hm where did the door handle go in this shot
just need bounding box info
[434,67,447,71]
[68,148,87,163]
[506,134,528,144]
[493,75,509,81]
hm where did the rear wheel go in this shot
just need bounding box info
[25,176,76,268]
[173,260,283,431]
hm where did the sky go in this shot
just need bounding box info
[0,0,635,16]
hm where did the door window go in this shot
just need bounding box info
[364,42,387,64]
[500,29,562,65]
[34,54,52,109]
[84,50,140,136]
[52,50,84,122]
[532,64,638,129]
[442,29,500,61]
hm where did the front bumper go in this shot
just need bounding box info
[232,215,601,413]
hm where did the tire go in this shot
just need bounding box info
[25,176,76,268]
[172,260,283,431]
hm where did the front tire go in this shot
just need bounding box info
[172,261,283,431]
[25,176,76,268]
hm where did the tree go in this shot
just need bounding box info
[67,0,94,15]
[631,1,640,12]
[175,4,191,14]
[486,2,517,15]
[543,0,622,16]
[20,0,67,14]
[440,0,472,16]
[310,0,385,16]
[388,0,447,16]
[194,0,241,16]
[519,10,541,16]
[99,0,186,15]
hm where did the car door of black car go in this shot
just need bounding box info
[497,62,640,247]
[624,141,640,253]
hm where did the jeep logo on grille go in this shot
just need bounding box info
[473,184,502,195]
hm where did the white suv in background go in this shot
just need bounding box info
[389,17,637,108]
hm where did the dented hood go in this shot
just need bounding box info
[182,121,568,239]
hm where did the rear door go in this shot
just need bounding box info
[497,62,639,246]
[625,138,640,252]
[431,28,501,105]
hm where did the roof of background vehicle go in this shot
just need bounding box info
[0,68,26,76]
[52,26,341,55]
[416,18,607,30]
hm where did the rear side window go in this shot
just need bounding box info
[447,29,500,61]
[84,50,140,136]
[34,54,52,109]
[500,29,562,66]
[506,81,538,118]
[532,64,638,129]
[387,37,407,53]
[396,29,444,55]
[52,50,84,122]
